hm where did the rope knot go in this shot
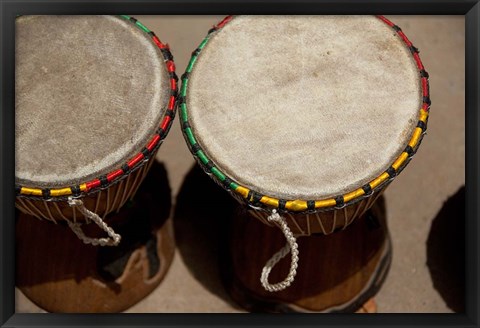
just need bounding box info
[267,209,281,222]
[67,197,82,207]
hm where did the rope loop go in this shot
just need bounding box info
[67,197,121,246]
[260,209,299,292]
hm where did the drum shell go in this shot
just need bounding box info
[226,195,391,313]
[15,155,156,223]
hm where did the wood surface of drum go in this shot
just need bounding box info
[180,15,430,312]
[15,15,177,312]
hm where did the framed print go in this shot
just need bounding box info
[1,1,478,327]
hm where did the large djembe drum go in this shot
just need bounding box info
[180,15,430,312]
[15,15,177,312]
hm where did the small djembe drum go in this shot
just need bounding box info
[15,15,177,312]
[180,15,430,312]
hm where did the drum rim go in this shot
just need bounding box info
[15,15,178,201]
[179,15,431,214]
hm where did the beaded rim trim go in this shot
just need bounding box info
[16,15,178,200]
[179,15,431,214]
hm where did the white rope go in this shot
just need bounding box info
[66,197,121,247]
[260,209,299,292]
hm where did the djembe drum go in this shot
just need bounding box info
[15,15,177,312]
[180,15,430,312]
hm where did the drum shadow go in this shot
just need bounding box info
[16,161,172,292]
[95,161,173,289]
[426,186,465,313]
[173,164,242,309]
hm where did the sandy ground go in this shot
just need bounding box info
[16,15,465,313]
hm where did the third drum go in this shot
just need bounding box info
[179,15,430,313]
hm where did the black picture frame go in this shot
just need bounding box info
[1,1,478,327]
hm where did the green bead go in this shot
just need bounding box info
[197,151,209,165]
[180,104,188,122]
[198,37,209,49]
[135,21,150,33]
[211,167,225,181]
[186,57,197,72]
[185,128,196,145]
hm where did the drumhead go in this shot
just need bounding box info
[181,15,429,211]
[16,15,176,192]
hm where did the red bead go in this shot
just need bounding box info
[86,179,101,191]
[166,60,175,72]
[421,78,429,96]
[161,115,171,131]
[216,15,233,29]
[147,135,161,151]
[152,36,166,49]
[376,15,394,27]
[397,31,412,47]
[168,96,175,109]
[413,53,424,70]
[128,153,144,168]
[107,169,123,182]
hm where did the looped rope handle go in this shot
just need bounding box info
[260,210,299,292]
[67,197,121,246]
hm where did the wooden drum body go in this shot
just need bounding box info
[228,201,390,313]
[15,15,178,312]
[180,15,430,312]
